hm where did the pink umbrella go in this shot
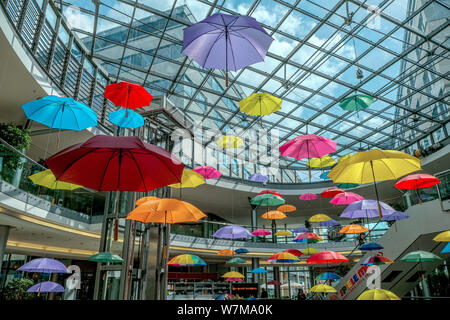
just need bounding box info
[330,192,364,205]
[252,228,272,236]
[299,193,318,201]
[193,166,222,179]
[225,278,244,282]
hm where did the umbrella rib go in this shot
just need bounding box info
[96,150,117,191]
[128,151,149,192]
[199,32,226,68]
[380,158,400,180]
[232,30,266,61]
[182,29,223,51]
[69,104,81,130]
[51,148,98,181]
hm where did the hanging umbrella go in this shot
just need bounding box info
[168,254,206,266]
[251,229,271,236]
[395,173,440,204]
[222,271,244,278]
[337,155,352,164]
[88,252,124,263]
[227,257,246,264]
[108,108,144,129]
[225,278,244,282]
[299,193,318,201]
[330,192,364,205]
[216,293,236,300]
[21,95,97,131]
[339,94,374,113]
[250,267,267,273]
[182,12,274,86]
[213,225,253,239]
[293,226,309,233]
[400,250,442,262]
[266,280,281,286]
[239,92,282,116]
[339,224,369,234]
[251,194,285,206]
[360,255,394,266]
[192,166,222,179]
[281,282,303,288]
[283,249,303,257]
[267,252,300,263]
[27,281,65,293]
[381,211,409,221]
[336,183,359,189]
[315,272,341,281]
[357,288,400,300]
[328,149,421,217]
[261,210,287,220]
[18,258,68,274]
[277,204,296,213]
[320,188,344,198]
[217,135,244,149]
[274,230,292,236]
[135,196,159,206]
[217,249,235,255]
[320,171,331,180]
[310,284,336,293]
[340,200,397,219]
[127,198,207,224]
[235,248,249,254]
[258,190,282,197]
[433,231,450,242]
[104,81,153,110]
[359,242,384,251]
[249,173,269,183]
[309,214,332,223]
[319,219,339,227]
[293,232,323,243]
[441,243,450,254]
[28,169,82,190]
[301,248,319,255]
[307,251,348,264]
[168,169,206,188]
[307,156,336,168]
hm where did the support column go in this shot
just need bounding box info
[0,225,11,274]
[143,226,161,300]
[273,267,281,298]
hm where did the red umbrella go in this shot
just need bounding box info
[267,280,281,286]
[104,81,153,110]
[258,190,282,197]
[283,249,303,257]
[320,188,344,198]
[395,173,440,204]
[306,250,348,264]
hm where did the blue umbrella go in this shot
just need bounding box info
[108,108,144,129]
[235,248,249,254]
[319,219,339,227]
[27,281,65,293]
[315,272,341,281]
[441,243,450,254]
[359,242,384,251]
[381,211,409,221]
[250,267,267,274]
[249,173,268,182]
[22,96,97,131]
[320,171,331,180]
[293,226,309,233]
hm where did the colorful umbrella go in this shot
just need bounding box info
[222,271,244,278]
[21,96,97,131]
[309,214,332,223]
[433,231,450,242]
[283,249,303,257]
[212,225,253,239]
[168,254,206,266]
[28,169,82,190]
[339,94,374,112]
[217,249,235,255]
[259,190,282,197]
[249,173,269,183]
[357,289,400,300]
[239,92,282,116]
[192,166,222,179]
[227,257,246,264]
[381,211,409,221]
[18,258,67,274]
[182,13,274,86]
[277,204,296,213]
[301,248,319,255]
[441,243,450,254]
[267,252,300,263]
[359,242,384,251]
[315,272,341,281]
[135,196,159,206]
[330,192,364,205]
[274,230,292,236]
[217,135,244,149]
[310,284,336,293]
[108,108,144,129]
[340,200,397,219]
[336,183,359,189]
[320,188,344,198]
[251,229,271,236]
[250,267,268,273]
[225,278,244,282]
[307,251,348,264]
[251,194,285,206]
[307,156,336,168]
[320,171,331,180]
[360,255,394,266]
[293,232,323,243]
[261,210,287,220]
[88,252,124,263]
[104,81,153,110]
[299,193,318,201]
[235,248,249,254]
[293,226,309,233]
[319,219,339,227]
[400,250,442,262]
[339,224,369,234]
[27,281,65,293]
[216,293,236,300]
[126,198,207,224]
[395,173,440,204]
[168,169,206,188]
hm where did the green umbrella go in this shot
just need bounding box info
[337,183,359,189]
[227,257,246,264]
[400,250,442,262]
[250,194,285,207]
[339,94,374,112]
[88,252,124,263]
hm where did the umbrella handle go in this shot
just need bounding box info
[226,72,228,87]
[114,218,119,241]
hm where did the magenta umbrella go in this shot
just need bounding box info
[252,228,272,236]
[330,192,364,205]
[193,166,222,179]
[299,193,318,201]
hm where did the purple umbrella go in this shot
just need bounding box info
[320,219,339,227]
[249,173,268,182]
[212,225,253,239]
[27,281,65,293]
[293,226,309,233]
[182,13,273,86]
[381,211,409,221]
[340,200,396,219]
[18,258,68,274]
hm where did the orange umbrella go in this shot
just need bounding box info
[126,198,207,224]
[261,210,287,220]
[135,196,159,206]
[217,249,235,255]
[339,224,369,234]
[277,204,296,213]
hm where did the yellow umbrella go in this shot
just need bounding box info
[433,230,450,242]
[307,156,336,168]
[337,154,351,164]
[310,284,336,293]
[301,248,319,255]
[274,230,292,236]
[28,169,82,190]
[239,92,282,116]
[168,169,205,188]
[216,135,244,149]
[222,271,244,278]
[357,289,400,300]
[309,214,332,223]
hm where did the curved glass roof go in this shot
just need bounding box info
[59,0,449,182]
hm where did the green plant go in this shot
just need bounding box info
[2,278,36,300]
[0,123,31,182]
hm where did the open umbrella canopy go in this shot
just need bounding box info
[307,156,336,168]
[88,252,124,264]
[267,252,300,263]
[299,193,318,201]
[239,92,282,116]
[441,243,450,254]
[301,248,319,255]
[126,198,207,224]
[267,280,282,286]
[18,258,67,274]
[293,226,309,233]
[277,204,296,213]
[168,254,206,266]
[320,171,331,180]
[216,135,244,149]
[336,183,359,189]
[361,255,394,266]
[22,95,97,131]
[251,194,285,206]
[330,192,364,205]
[307,251,348,264]
[338,155,352,164]
[339,224,369,234]
[359,242,384,251]
[108,108,144,129]
[250,267,268,273]
[212,225,253,239]
[216,293,236,300]
[235,248,249,254]
[274,230,292,236]
[309,214,332,223]
[340,200,397,219]
[27,281,65,293]
[258,190,282,197]
[168,169,206,188]
[261,210,287,220]
[227,257,246,264]
[310,284,337,293]
[400,250,442,262]
[381,211,409,221]
[135,196,159,206]
[217,249,235,255]
[395,173,440,190]
[104,81,153,109]
[192,166,222,179]
[339,94,374,112]
[315,272,341,281]
[293,232,323,243]
[225,278,244,282]
[433,230,450,242]
[222,271,244,278]
[283,249,303,257]
[357,289,400,300]
[45,135,184,192]
[319,219,339,227]
[251,228,271,236]
[279,134,337,160]
[249,173,269,183]
[281,282,303,288]
[320,188,344,198]
[28,169,82,191]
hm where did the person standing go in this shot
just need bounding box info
[297,288,306,300]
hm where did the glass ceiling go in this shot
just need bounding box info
[59,0,449,176]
